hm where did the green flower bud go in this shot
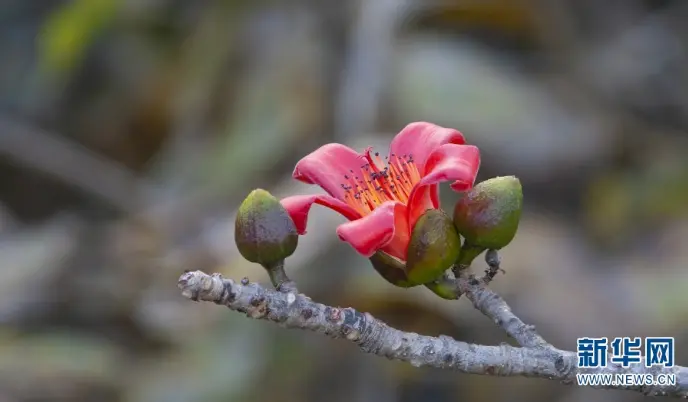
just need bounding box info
[235,189,298,267]
[453,176,523,253]
[405,209,462,286]
[369,251,416,288]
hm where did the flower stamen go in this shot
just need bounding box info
[342,150,421,216]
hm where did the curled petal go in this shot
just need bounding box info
[422,144,481,191]
[388,122,466,175]
[406,144,481,230]
[280,194,361,235]
[292,144,366,200]
[336,201,409,260]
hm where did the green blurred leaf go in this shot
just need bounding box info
[38,0,120,74]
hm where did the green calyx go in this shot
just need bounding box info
[369,250,459,299]
[369,251,416,288]
[405,209,462,286]
[453,176,523,256]
[235,189,298,267]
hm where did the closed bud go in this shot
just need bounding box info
[453,176,523,251]
[369,251,415,288]
[405,209,462,285]
[235,189,298,266]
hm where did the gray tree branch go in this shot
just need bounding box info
[177,270,688,398]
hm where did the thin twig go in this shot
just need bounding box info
[444,250,547,349]
[454,274,550,349]
[178,270,688,398]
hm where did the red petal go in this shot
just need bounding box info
[336,201,410,260]
[406,144,481,230]
[280,194,361,235]
[388,122,466,175]
[292,143,366,201]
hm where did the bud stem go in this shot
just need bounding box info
[264,260,298,293]
[425,273,460,300]
[452,242,486,276]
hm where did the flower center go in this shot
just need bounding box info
[341,151,421,215]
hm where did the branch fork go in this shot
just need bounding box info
[177,252,688,398]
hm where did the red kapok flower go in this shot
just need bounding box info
[280,122,480,261]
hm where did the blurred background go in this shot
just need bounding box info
[1,0,688,401]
